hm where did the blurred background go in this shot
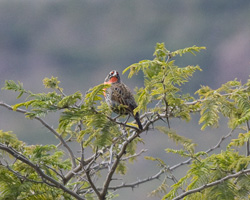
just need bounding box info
[0,0,250,199]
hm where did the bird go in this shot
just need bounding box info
[104,70,143,130]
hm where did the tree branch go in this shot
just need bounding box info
[0,143,84,200]
[106,114,140,131]
[121,149,148,162]
[78,148,102,198]
[45,164,65,180]
[172,168,250,200]
[0,101,76,168]
[104,168,165,191]
[85,169,101,199]
[246,121,250,156]
[4,164,44,184]
[63,114,152,186]
[63,145,108,185]
[100,129,141,199]
[88,149,148,174]
[102,129,233,191]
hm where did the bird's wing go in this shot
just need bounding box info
[111,83,137,111]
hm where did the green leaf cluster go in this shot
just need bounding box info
[3,77,82,118]
[228,132,250,148]
[163,150,250,200]
[43,76,61,89]
[123,43,204,121]
[196,78,250,130]
[0,131,72,200]
[0,130,23,150]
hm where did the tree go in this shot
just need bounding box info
[0,43,249,200]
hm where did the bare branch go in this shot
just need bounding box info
[103,130,233,191]
[105,168,165,191]
[85,169,101,199]
[0,101,76,168]
[89,149,148,173]
[100,130,140,199]
[121,149,148,162]
[64,164,82,184]
[0,143,84,200]
[64,146,108,185]
[172,168,250,200]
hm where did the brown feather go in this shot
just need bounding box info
[104,70,143,130]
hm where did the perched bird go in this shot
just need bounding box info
[104,70,143,130]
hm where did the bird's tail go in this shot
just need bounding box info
[135,112,143,130]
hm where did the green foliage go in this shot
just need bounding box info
[157,126,195,152]
[2,80,28,99]
[123,43,203,120]
[162,149,250,200]
[57,91,82,108]
[199,98,221,130]
[116,161,127,175]
[0,171,73,200]
[171,45,206,57]
[0,130,23,150]
[144,156,166,167]
[85,83,108,106]
[43,76,61,89]
[0,132,72,200]
[228,132,250,148]
[28,145,71,170]
[196,78,250,130]
[1,43,250,200]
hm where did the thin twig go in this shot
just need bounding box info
[108,144,114,172]
[0,101,76,168]
[103,168,165,191]
[57,87,67,97]
[121,149,148,162]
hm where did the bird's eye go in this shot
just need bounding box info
[110,71,114,75]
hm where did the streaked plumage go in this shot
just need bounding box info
[104,70,143,130]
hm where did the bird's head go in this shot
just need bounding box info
[104,70,121,84]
